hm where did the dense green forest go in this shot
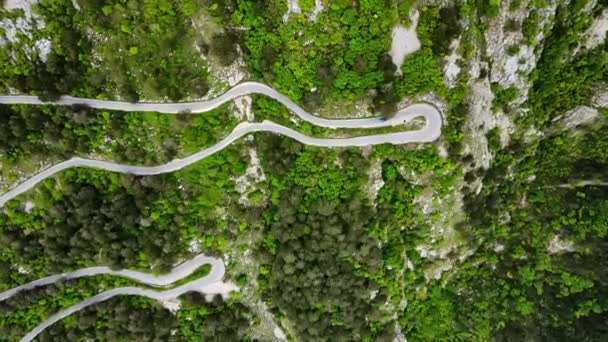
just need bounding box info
[1,0,607,341]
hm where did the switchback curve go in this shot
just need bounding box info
[0,254,222,301]
[0,82,442,207]
[0,254,227,342]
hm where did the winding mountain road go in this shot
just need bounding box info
[0,82,442,207]
[0,254,222,301]
[20,278,217,342]
[0,82,438,129]
[1,254,227,342]
[0,81,442,340]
